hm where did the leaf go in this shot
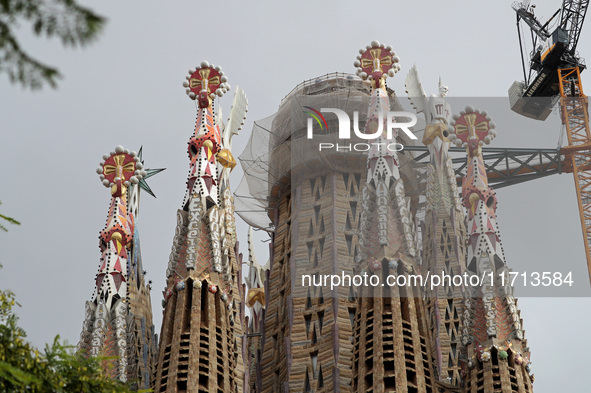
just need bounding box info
[0,0,106,89]
[0,360,42,387]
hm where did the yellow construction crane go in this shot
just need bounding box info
[509,0,591,283]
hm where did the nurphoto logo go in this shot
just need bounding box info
[305,107,418,152]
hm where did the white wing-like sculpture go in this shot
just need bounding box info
[405,65,451,126]
[405,64,429,117]
[223,86,248,150]
[215,106,225,138]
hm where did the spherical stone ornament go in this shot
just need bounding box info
[193,280,203,289]
[499,350,508,360]
[368,261,382,272]
[176,281,186,291]
[480,351,491,362]
[515,353,523,365]
[208,284,218,293]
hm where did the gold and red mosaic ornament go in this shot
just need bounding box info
[97,146,147,197]
[182,61,237,172]
[183,61,231,108]
[448,106,497,152]
[354,40,401,82]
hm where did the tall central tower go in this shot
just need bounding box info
[253,42,422,392]
[153,61,248,393]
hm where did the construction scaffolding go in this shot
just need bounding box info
[234,73,424,231]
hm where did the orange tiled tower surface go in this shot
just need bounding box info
[449,107,534,392]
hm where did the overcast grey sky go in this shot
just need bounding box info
[1,1,590,392]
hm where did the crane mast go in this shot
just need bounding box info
[558,67,591,284]
[510,0,591,284]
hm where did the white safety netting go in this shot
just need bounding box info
[234,113,284,230]
[234,72,427,231]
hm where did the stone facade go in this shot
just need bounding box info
[81,47,536,393]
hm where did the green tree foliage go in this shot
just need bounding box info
[0,200,20,232]
[0,0,105,89]
[0,287,146,392]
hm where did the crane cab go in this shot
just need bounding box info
[531,27,569,71]
[509,27,582,120]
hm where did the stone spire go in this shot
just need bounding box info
[79,146,159,390]
[406,66,467,385]
[153,61,248,392]
[244,226,267,392]
[448,107,534,392]
[355,40,416,271]
[352,41,435,393]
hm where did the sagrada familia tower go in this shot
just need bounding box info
[78,41,535,393]
[79,146,160,390]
